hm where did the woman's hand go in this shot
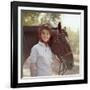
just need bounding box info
[51,54,61,75]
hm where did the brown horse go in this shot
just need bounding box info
[49,22,74,70]
[23,22,74,75]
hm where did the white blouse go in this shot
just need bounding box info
[30,41,54,76]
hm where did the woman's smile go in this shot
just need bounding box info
[41,29,51,42]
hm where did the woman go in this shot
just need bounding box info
[29,24,60,77]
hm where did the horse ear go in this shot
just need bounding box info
[63,27,68,37]
[58,22,62,33]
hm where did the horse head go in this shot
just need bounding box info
[50,22,74,70]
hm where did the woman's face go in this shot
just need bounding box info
[41,29,51,43]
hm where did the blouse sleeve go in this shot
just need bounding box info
[30,46,38,64]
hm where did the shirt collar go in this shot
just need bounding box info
[38,41,48,47]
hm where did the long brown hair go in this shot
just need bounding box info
[37,24,53,44]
